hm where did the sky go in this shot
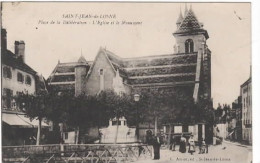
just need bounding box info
[1,2,251,108]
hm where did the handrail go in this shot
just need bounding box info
[2,144,152,163]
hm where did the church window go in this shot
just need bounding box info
[99,69,105,91]
[99,69,104,75]
[185,39,194,53]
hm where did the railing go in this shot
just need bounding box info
[2,144,152,163]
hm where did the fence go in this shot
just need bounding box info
[2,144,152,163]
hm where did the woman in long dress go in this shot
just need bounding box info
[179,134,187,153]
[188,135,196,155]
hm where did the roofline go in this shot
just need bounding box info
[240,77,251,88]
[122,52,198,61]
[124,63,197,71]
[2,60,37,76]
[173,29,209,40]
[131,81,195,88]
[128,73,195,79]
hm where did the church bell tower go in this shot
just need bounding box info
[173,5,211,100]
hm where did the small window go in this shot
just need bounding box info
[17,72,24,83]
[3,66,12,79]
[99,69,104,75]
[25,75,32,85]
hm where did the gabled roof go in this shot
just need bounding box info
[1,49,37,75]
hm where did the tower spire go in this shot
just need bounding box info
[176,6,184,28]
[184,3,188,17]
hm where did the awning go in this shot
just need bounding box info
[2,113,50,128]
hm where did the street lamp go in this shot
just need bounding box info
[134,94,140,142]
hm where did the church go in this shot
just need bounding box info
[47,6,212,142]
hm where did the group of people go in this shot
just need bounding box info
[170,134,208,155]
[146,131,209,160]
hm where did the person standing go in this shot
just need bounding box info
[170,135,177,151]
[152,134,162,160]
[188,135,195,155]
[199,138,208,154]
[179,134,187,153]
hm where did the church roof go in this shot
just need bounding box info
[101,48,199,87]
[178,9,201,32]
[78,55,87,63]
[174,8,209,39]
[47,58,92,93]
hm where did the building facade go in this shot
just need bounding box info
[231,96,242,141]
[241,77,252,144]
[1,29,48,145]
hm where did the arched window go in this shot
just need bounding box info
[25,75,31,85]
[185,39,194,53]
[3,66,12,79]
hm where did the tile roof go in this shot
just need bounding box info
[48,49,201,91]
[174,8,209,39]
[1,49,37,75]
[102,49,199,86]
[178,9,201,32]
[48,57,92,84]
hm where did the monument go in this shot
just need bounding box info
[99,117,137,143]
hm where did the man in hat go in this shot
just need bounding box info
[152,133,162,160]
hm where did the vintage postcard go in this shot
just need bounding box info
[1,2,252,163]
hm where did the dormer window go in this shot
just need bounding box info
[185,39,194,53]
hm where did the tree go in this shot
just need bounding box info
[16,91,50,145]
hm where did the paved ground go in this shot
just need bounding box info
[136,141,252,163]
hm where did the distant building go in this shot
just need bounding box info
[47,56,93,96]
[241,77,252,144]
[1,28,48,146]
[48,6,212,142]
[231,96,242,141]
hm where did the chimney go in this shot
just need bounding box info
[1,29,7,51]
[14,40,25,62]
